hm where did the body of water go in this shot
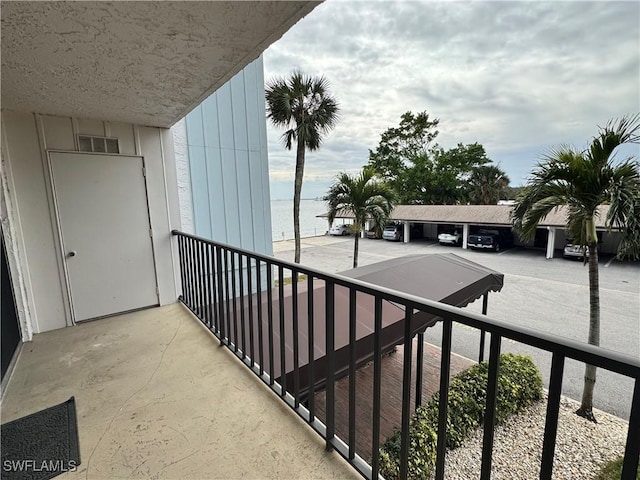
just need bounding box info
[271,199,333,242]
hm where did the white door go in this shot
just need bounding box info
[50,152,158,322]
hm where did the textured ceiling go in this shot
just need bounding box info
[1,1,319,127]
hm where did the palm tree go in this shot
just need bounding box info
[468,164,510,205]
[325,168,396,268]
[512,115,640,422]
[266,71,339,263]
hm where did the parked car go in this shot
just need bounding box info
[438,230,462,246]
[467,229,512,252]
[563,241,590,259]
[366,227,382,239]
[382,224,403,242]
[329,224,350,236]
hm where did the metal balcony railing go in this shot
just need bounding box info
[172,230,640,480]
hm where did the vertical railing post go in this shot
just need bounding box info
[399,307,414,480]
[267,262,275,386]
[480,333,502,480]
[177,235,186,302]
[540,353,565,479]
[247,256,255,367]
[203,242,212,331]
[256,259,264,376]
[325,281,336,451]
[435,319,452,480]
[292,270,300,407]
[230,252,238,353]
[348,287,357,460]
[238,254,246,358]
[215,246,225,345]
[278,265,286,395]
[416,330,424,410]
[371,296,383,477]
[622,379,640,480]
[307,276,315,418]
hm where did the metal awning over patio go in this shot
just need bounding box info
[233,254,503,398]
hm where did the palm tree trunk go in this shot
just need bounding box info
[293,140,306,263]
[576,238,600,423]
[353,230,360,268]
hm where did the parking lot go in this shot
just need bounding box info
[273,235,640,419]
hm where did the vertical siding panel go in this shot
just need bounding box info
[244,61,261,151]
[110,122,136,155]
[76,118,105,136]
[216,83,235,150]
[249,149,266,251]
[186,106,205,147]
[230,72,249,152]
[206,146,227,243]
[220,147,241,246]
[202,94,220,148]
[3,111,67,332]
[235,149,255,251]
[188,145,212,239]
[41,115,75,151]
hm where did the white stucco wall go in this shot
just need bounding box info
[1,111,181,334]
[173,118,194,235]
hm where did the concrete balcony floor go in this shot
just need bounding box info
[1,304,359,479]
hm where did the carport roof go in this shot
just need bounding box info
[321,204,612,228]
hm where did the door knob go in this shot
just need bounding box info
[67,250,77,258]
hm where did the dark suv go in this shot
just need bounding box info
[467,228,513,252]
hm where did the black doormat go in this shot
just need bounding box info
[1,397,80,480]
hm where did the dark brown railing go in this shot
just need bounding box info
[173,230,640,480]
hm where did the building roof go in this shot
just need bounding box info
[321,204,612,228]
[1,2,319,127]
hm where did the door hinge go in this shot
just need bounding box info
[142,166,146,177]
[156,286,160,296]
[149,228,153,239]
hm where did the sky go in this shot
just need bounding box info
[263,0,640,200]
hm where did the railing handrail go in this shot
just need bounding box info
[172,229,640,379]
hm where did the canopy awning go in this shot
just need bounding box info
[232,254,504,398]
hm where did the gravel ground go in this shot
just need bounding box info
[444,393,629,479]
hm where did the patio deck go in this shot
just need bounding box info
[1,304,359,479]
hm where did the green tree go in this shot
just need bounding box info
[512,115,640,422]
[367,111,440,202]
[468,164,511,205]
[367,112,491,204]
[266,72,339,263]
[325,168,395,268]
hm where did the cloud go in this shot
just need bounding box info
[264,0,640,196]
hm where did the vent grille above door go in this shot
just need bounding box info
[78,135,120,154]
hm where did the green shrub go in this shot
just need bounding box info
[379,353,543,479]
[594,456,640,480]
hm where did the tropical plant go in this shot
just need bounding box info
[367,112,491,204]
[468,164,511,205]
[512,115,640,422]
[325,168,395,268]
[266,71,339,263]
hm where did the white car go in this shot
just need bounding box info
[329,224,350,236]
[563,242,590,259]
[438,231,462,246]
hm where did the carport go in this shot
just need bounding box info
[321,204,621,259]
[231,253,504,399]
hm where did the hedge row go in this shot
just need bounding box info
[379,353,543,479]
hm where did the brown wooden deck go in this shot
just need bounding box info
[313,340,474,462]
